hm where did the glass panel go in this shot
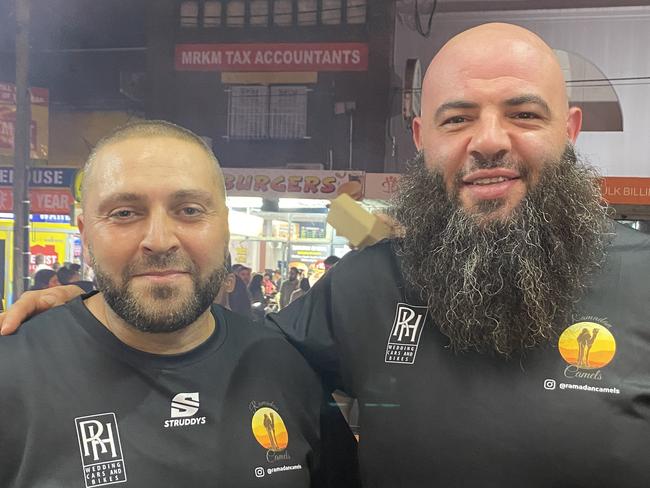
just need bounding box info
[203,1,222,27]
[250,0,269,27]
[321,0,341,25]
[273,0,293,27]
[180,0,199,27]
[297,0,317,26]
[269,86,307,139]
[228,86,269,139]
[346,0,366,24]
[226,0,245,27]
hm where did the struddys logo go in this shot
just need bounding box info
[163,392,207,428]
[75,412,127,487]
[250,402,291,463]
[558,321,617,381]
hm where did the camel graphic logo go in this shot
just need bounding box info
[558,321,617,371]
[251,407,290,463]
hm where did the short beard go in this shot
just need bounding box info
[91,250,227,333]
[391,145,614,356]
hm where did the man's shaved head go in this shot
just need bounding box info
[81,120,225,209]
[422,23,570,115]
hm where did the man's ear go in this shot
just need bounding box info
[566,106,582,143]
[77,214,89,260]
[412,116,424,151]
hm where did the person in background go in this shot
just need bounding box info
[67,263,82,280]
[31,269,58,291]
[279,267,300,309]
[262,272,277,296]
[233,264,252,286]
[289,277,311,304]
[32,254,51,274]
[323,255,340,271]
[56,265,95,294]
[248,274,265,305]
[248,274,267,321]
[55,267,75,286]
[273,269,282,290]
[229,273,252,319]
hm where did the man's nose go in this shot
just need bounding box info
[467,113,511,165]
[140,210,180,255]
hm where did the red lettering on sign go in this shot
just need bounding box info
[253,175,271,192]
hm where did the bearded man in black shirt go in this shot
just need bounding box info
[0,121,358,487]
[3,23,650,488]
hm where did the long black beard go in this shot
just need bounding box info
[391,146,614,356]
[91,249,227,334]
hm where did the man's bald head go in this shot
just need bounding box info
[422,23,569,114]
[81,120,226,209]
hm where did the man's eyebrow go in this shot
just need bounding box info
[100,192,144,204]
[169,189,216,203]
[504,95,552,117]
[96,192,145,212]
[434,100,480,121]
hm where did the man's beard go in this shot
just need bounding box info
[90,250,227,333]
[391,145,613,356]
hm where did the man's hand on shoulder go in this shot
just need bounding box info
[0,285,85,335]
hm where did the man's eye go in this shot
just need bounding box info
[513,112,539,120]
[180,207,203,216]
[110,210,135,219]
[442,115,468,125]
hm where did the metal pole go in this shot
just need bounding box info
[348,110,354,170]
[13,0,31,301]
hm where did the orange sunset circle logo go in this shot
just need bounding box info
[558,322,616,370]
[251,407,288,452]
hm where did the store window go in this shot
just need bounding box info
[228,85,269,139]
[269,86,308,139]
[297,0,317,26]
[226,0,245,27]
[180,0,199,27]
[321,0,341,25]
[203,1,222,27]
[227,85,308,140]
[250,0,269,26]
[346,0,366,24]
[273,0,293,26]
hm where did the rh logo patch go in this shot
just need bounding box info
[74,412,127,487]
[385,303,428,364]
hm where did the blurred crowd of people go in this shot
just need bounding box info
[30,255,94,292]
[215,255,340,321]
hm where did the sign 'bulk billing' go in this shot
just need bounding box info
[175,43,368,72]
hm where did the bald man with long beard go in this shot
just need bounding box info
[3,23,650,487]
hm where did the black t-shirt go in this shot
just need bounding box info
[0,300,359,487]
[269,224,650,487]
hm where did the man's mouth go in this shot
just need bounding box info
[133,270,188,277]
[469,176,517,186]
[460,169,522,201]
